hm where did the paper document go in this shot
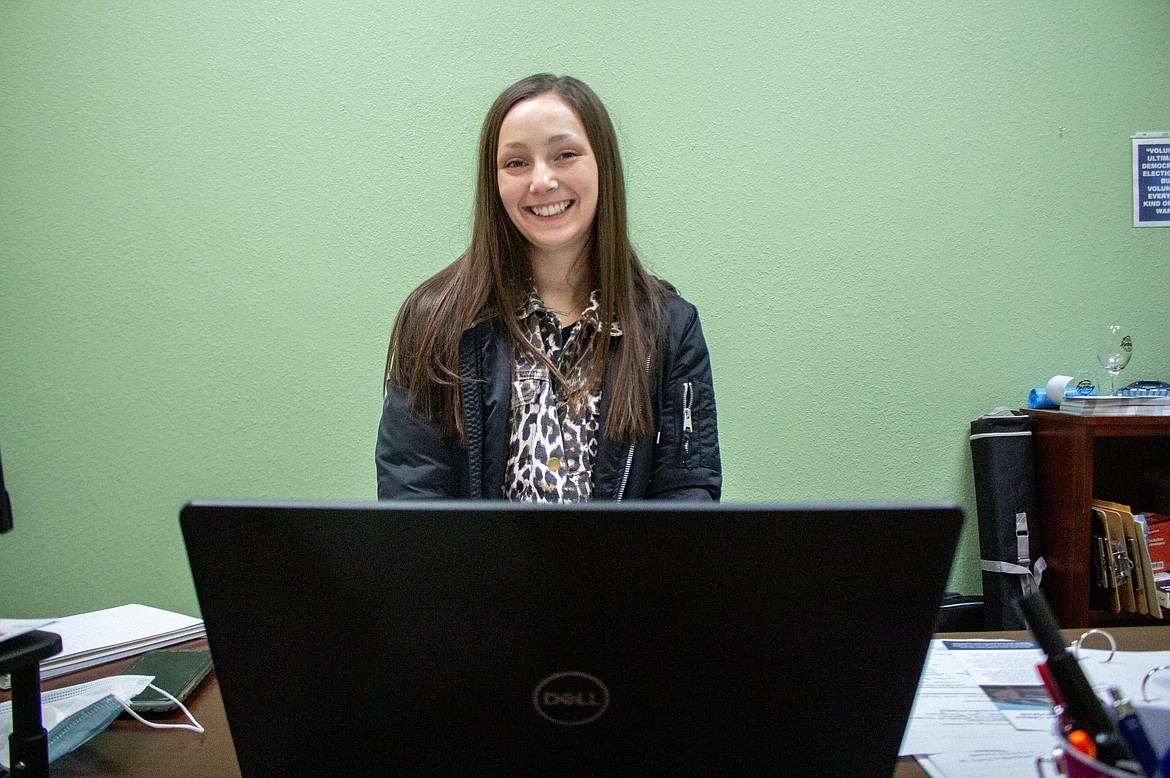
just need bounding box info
[901,638,1170,778]
[1073,647,1170,701]
[0,604,203,689]
[0,619,56,644]
[900,642,1052,754]
[942,640,1052,731]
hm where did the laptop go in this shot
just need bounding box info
[180,501,962,776]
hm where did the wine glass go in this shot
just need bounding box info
[1096,324,1133,395]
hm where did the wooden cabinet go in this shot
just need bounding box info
[1025,410,1170,628]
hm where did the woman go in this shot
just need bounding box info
[376,74,720,501]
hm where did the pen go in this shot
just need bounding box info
[1109,687,1159,777]
[1017,592,1132,766]
[1036,661,1074,732]
[1037,663,1065,710]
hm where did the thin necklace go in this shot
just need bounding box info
[530,280,588,318]
[547,303,582,318]
[544,294,588,318]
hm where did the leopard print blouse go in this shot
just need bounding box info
[503,289,620,502]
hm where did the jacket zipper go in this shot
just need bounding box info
[615,355,652,502]
[681,380,694,462]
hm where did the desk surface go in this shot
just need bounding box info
[8,626,1169,777]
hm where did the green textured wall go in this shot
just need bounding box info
[2,1,1168,618]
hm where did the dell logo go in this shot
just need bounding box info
[543,692,602,707]
[533,672,610,725]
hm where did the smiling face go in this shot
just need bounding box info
[496,93,599,265]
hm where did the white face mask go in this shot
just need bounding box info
[0,674,204,770]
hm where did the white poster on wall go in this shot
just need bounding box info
[1134,132,1170,227]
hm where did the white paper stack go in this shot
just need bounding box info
[0,604,204,689]
[0,619,56,643]
[1059,394,1170,416]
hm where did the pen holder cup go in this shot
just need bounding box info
[1036,702,1170,778]
[1037,740,1138,778]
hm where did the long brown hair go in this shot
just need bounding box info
[385,74,662,444]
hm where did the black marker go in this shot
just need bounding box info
[1017,592,1131,766]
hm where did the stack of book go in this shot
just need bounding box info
[0,603,204,688]
[1060,395,1170,417]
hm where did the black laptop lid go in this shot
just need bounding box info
[180,501,962,776]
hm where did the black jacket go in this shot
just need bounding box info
[376,292,721,501]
